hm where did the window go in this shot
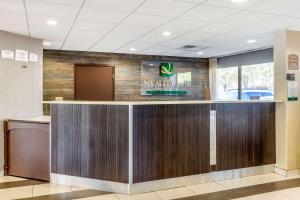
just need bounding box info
[216,62,274,100]
[216,67,238,100]
[241,63,274,100]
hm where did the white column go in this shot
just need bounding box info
[274,30,300,174]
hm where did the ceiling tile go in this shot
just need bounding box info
[198,22,243,34]
[72,20,116,31]
[146,28,189,40]
[181,5,238,22]
[26,0,79,18]
[178,30,217,41]
[30,26,68,40]
[203,0,266,10]
[91,34,140,52]
[0,23,28,36]
[62,30,108,51]
[0,11,27,25]
[110,24,153,37]
[0,0,25,13]
[85,0,145,12]
[32,0,84,6]
[256,16,299,30]
[249,0,300,15]
[28,15,73,27]
[135,0,196,18]
[121,13,170,27]
[221,11,275,26]
[78,8,129,23]
[163,18,209,31]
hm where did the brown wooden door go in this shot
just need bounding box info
[75,65,114,101]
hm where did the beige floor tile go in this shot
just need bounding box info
[0,176,26,183]
[0,185,33,199]
[279,187,300,199]
[216,178,255,189]
[243,173,287,184]
[155,187,195,200]
[187,182,225,195]
[78,194,119,200]
[232,197,251,200]
[247,191,291,200]
[33,183,72,196]
[117,192,161,200]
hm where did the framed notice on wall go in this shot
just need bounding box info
[288,54,299,70]
[1,50,14,59]
[15,49,28,62]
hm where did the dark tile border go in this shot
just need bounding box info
[0,180,45,189]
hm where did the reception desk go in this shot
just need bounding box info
[47,100,279,194]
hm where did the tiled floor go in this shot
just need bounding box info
[1,173,300,200]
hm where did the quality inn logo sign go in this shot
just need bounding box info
[160,63,174,77]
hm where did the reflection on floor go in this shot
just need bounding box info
[1,173,300,200]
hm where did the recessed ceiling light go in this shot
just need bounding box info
[231,0,247,3]
[47,19,58,26]
[43,41,51,46]
[246,39,256,44]
[162,31,172,37]
[129,47,136,51]
[197,52,204,55]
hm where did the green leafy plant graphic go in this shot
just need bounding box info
[160,63,174,77]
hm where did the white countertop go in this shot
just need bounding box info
[9,116,51,123]
[43,100,283,105]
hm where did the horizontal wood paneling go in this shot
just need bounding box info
[51,104,129,183]
[43,50,209,114]
[132,104,210,183]
[216,103,276,171]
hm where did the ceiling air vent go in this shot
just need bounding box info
[177,45,209,52]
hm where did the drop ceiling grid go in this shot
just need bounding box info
[4,0,300,58]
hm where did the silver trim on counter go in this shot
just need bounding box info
[51,165,274,195]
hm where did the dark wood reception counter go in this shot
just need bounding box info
[47,100,280,194]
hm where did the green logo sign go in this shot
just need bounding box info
[160,63,174,77]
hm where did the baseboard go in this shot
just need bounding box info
[51,164,275,194]
[275,166,300,177]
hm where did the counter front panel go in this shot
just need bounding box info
[132,104,210,183]
[51,104,129,183]
[216,103,276,171]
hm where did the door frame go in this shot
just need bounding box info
[74,64,115,101]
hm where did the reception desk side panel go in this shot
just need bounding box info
[132,104,210,183]
[51,104,129,183]
[216,103,276,171]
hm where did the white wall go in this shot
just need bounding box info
[0,31,43,174]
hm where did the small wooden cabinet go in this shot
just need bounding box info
[4,119,50,181]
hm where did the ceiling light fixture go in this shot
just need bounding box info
[197,52,204,55]
[47,19,58,26]
[129,47,136,51]
[246,39,256,44]
[162,31,172,37]
[231,0,247,3]
[43,41,51,46]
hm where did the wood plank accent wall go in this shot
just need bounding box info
[216,103,276,171]
[51,104,129,183]
[0,31,43,172]
[132,104,211,183]
[43,50,209,114]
